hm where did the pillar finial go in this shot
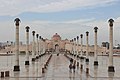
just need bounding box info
[80,34,83,38]
[86,31,89,36]
[108,19,114,27]
[25,26,30,32]
[77,36,79,40]
[32,31,35,36]
[74,38,76,41]
[36,34,39,38]
[14,18,20,26]
[94,27,98,33]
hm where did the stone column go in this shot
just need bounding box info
[80,34,84,70]
[13,18,20,71]
[39,36,41,56]
[36,34,39,59]
[48,43,50,53]
[25,26,30,65]
[72,39,74,55]
[86,31,89,74]
[43,39,46,54]
[94,66,98,80]
[94,27,98,66]
[41,38,43,54]
[41,38,45,54]
[74,38,76,57]
[32,31,35,61]
[70,40,72,54]
[86,31,89,62]
[80,34,84,59]
[108,19,115,72]
[71,39,74,55]
[77,36,79,57]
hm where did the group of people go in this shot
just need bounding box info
[69,58,79,72]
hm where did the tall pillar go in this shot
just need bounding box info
[70,40,72,54]
[41,38,45,54]
[36,34,39,59]
[86,31,89,62]
[74,38,76,57]
[77,36,79,57]
[80,34,84,59]
[47,43,49,52]
[94,27,98,66]
[39,36,41,56]
[13,18,20,71]
[32,31,35,61]
[43,39,46,54]
[41,38,43,54]
[71,39,74,55]
[108,19,115,72]
[25,26,30,65]
[86,31,89,74]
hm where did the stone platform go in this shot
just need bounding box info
[0,53,120,80]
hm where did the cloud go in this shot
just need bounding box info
[0,0,118,16]
[31,18,95,24]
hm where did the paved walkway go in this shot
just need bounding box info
[0,53,120,80]
[44,54,88,80]
[66,54,120,80]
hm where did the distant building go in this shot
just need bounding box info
[45,33,67,51]
[0,33,108,55]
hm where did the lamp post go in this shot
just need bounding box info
[108,19,115,72]
[13,18,20,71]
[86,31,89,62]
[94,27,98,66]
[25,26,30,65]
[32,31,35,61]
[36,34,39,59]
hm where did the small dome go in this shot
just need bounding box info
[53,33,60,37]
[52,33,61,41]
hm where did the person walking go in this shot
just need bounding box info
[69,58,73,72]
[73,60,76,72]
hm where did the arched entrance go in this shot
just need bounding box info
[55,44,59,53]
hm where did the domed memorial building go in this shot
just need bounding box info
[52,33,61,41]
[3,33,108,55]
[46,33,68,52]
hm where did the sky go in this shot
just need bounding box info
[0,0,120,45]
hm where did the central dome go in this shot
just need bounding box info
[53,33,60,37]
[52,33,61,42]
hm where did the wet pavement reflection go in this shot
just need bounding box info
[0,53,120,80]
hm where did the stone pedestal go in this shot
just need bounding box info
[86,58,89,62]
[36,56,39,59]
[5,71,9,77]
[108,66,115,72]
[94,61,98,66]
[86,68,89,74]
[32,58,35,62]
[25,61,29,65]
[13,65,20,71]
